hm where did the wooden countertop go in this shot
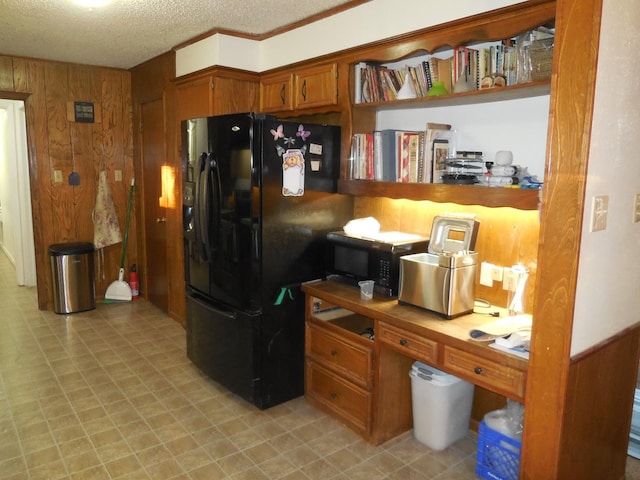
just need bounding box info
[302,279,528,373]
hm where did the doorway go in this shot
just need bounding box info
[140,98,169,311]
[0,99,36,286]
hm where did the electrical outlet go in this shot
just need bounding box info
[480,262,494,287]
[590,194,608,232]
[115,170,123,182]
[633,193,640,223]
[491,265,504,282]
[53,170,63,183]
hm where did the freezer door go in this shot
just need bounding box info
[186,289,261,405]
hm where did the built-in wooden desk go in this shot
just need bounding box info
[302,279,528,446]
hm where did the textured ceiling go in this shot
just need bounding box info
[0,0,358,69]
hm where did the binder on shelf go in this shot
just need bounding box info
[374,130,399,182]
[431,138,450,184]
[423,123,453,183]
[397,131,421,183]
[350,133,375,180]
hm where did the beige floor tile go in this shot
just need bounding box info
[1,251,638,480]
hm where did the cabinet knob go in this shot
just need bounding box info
[399,339,408,346]
[474,367,483,375]
[330,392,338,400]
[331,349,338,356]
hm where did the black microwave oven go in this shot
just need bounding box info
[326,231,429,297]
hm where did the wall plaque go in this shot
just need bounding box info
[73,101,95,123]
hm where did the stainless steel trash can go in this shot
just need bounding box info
[49,242,96,314]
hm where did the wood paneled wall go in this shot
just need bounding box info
[0,55,134,310]
[354,197,540,311]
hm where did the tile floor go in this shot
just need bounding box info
[1,250,639,479]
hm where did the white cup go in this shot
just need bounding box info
[358,280,374,300]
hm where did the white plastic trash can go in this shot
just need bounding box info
[409,361,475,450]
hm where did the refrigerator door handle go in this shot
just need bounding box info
[192,152,204,261]
[190,290,237,320]
[232,224,239,263]
[252,223,259,261]
[197,153,211,261]
[210,154,222,251]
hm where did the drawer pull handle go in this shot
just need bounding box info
[331,349,338,356]
[400,339,408,346]
[331,392,338,399]
[474,367,483,375]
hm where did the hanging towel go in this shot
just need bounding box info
[93,170,122,278]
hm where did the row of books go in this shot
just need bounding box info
[356,56,453,103]
[348,123,453,183]
[355,29,554,103]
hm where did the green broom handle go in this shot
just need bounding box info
[120,179,135,269]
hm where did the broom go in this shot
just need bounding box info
[104,178,135,302]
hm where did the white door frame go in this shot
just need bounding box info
[0,99,37,286]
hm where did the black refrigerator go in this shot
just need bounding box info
[182,113,353,409]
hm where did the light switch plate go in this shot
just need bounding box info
[590,195,608,232]
[53,170,63,183]
[633,193,640,223]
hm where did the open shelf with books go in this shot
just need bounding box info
[340,0,555,210]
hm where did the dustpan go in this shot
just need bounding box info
[105,179,135,302]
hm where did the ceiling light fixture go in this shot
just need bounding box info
[72,0,111,8]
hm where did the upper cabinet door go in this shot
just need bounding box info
[260,72,293,112]
[294,63,338,109]
[211,76,259,116]
[176,70,259,121]
[176,76,213,121]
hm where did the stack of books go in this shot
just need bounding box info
[349,123,452,183]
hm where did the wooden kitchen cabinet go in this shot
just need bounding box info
[304,298,375,439]
[175,67,259,121]
[260,62,338,113]
[259,71,293,112]
[306,361,372,436]
[307,322,373,389]
[293,63,338,109]
[443,345,526,399]
[377,321,438,366]
[302,279,529,445]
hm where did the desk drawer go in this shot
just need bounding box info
[305,360,371,435]
[306,323,373,389]
[443,345,526,399]
[377,322,438,365]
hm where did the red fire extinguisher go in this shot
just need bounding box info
[130,264,139,300]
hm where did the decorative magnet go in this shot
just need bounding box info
[282,149,305,196]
